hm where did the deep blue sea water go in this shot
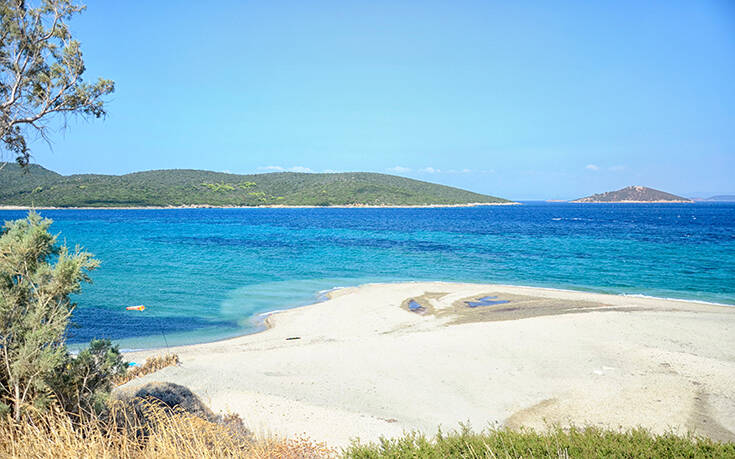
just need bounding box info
[1,202,733,350]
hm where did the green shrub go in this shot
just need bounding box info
[344,425,735,458]
[50,339,127,415]
[0,212,126,420]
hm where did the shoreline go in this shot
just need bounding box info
[0,202,520,210]
[119,283,735,353]
[570,200,694,203]
[121,281,735,446]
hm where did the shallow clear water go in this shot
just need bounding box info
[1,202,733,349]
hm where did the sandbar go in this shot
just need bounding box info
[122,282,735,446]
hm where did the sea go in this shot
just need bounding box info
[1,202,733,350]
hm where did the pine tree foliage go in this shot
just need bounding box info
[0,212,126,420]
[0,0,114,167]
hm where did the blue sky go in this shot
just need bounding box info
[23,1,735,200]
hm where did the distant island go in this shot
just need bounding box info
[572,186,693,203]
[695,195,735,202]
[0,164,513,208]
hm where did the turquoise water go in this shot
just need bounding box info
[1,203,733,349]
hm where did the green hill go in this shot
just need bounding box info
[0,164,512,207]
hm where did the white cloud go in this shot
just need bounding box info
[585,164,600,171]
[443,168,474,174]
[288,166,313,173]
[257,165,313,173]
[387,166,482,175]
[258,166,285,172]
[322,169,341,173]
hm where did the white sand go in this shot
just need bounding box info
[122,282,735,446]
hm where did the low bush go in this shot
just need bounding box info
[344,425,735,458]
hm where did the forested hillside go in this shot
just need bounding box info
[0,164,511,207]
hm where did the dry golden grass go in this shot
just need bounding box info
[114,353,181,386]
[0,400,337,459]
[246,434,338,458]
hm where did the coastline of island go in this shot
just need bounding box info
[571,200,694,204]
[0,202,521,210]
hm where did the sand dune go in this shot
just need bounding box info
[123,282,735,446]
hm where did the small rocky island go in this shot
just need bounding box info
[572,186,693,203]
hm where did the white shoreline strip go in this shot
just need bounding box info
[0,202,520,210]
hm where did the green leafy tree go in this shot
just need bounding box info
[0,0,114,168]
[0,212,126,420]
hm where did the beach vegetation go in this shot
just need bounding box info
[0,0,114,168]
[113,353,180,387]
[0,212,126,420]
[344,424,734,458]
[1,414,731,458]
[0,399,337,458]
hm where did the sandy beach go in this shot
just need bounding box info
[122,282,735,447]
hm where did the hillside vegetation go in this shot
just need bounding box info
[0,164,510,207]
